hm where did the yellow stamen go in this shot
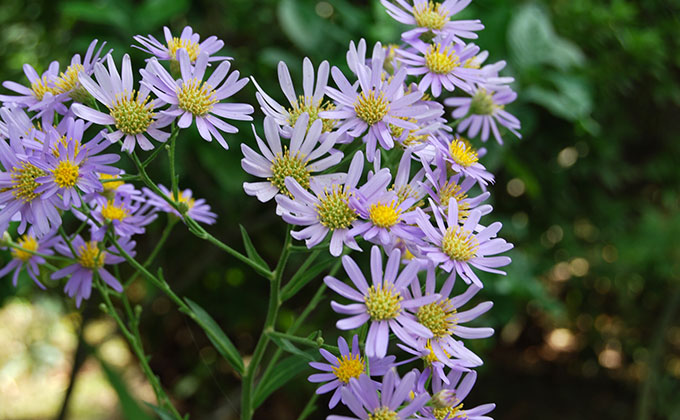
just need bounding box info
[269,147,310,197]
[287,96,336,133]
[316,185,357,230]
[449,138,479,168]
[441,227,478,261]
[167,37,201,62]
[109,91,155,135]
[11,235,39,262]
[332,354,365,384]
[10,162,45,203]
[369,201,402,228]
[425,43,460,75]
[53,160,80,188]
[101,200,129,221]
[413,1,449,30]
[365,284,402,321]
[416,299,457,338]
[368,407,398,420]
[178,78,217,116]
[31,75,54,100]
[354,90,389,125]
[77,241,106,269]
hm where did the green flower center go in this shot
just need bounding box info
[441,227,478,262]
[10,161,45,203]
[110,91,155,135]
[287,96,336,133]
[354,90,389,125]
[433,403,465,420]
[178,78,217,116]
[416,300,457,338]
[365,284,402,321]
[469,89,497,116]
[316,185,357,230]
[269,148,310,197]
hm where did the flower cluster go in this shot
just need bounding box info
[0,26,237,306]
[243,1,520,418]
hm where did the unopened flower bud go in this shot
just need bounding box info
[431,389,456,409]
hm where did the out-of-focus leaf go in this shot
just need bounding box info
[136,0,189,31]
[239,224,270,271]
[144,403,175,420]
[269,333,316,361]
[62,1,131,31]
[277,0,322,52]
[98,357,154,420]
[185,298,244,374]
[524,73,592,122]
[253,352,316,409]
[281,252,335,301]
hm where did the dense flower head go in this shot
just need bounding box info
[0,229,58,288]
[134,26,229,64]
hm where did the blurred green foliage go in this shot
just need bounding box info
[0,0,679,419]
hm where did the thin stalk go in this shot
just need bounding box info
[5,242,72,262]
[267,331,339,352]
[167,123,180,200]
[125,215,178,287]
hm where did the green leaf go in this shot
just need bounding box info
[239,224,270,270]
[144,403,175,420]
[269,334,316,361]
[277,0,322,52]
[98,357,154,420]
[281,255,334,301]
[185,298,244,374]
[136,0,189,31]
[253,353,316,408]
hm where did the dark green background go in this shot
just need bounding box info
[1,0,679,419]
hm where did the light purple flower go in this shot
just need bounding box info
[0,230,58,288]
[398,35,481,97]
[415,199,512,287]
[430,134,494,187]
[52,234,135,307]
[274,151,366,257]
[324,246,437,358]
[322,40,428,162]
[252,57,337,138]
[0,61,60,112]
[330,370,429,420]
[72,54,172,152]
[144,184,217,225]
[380,0,484,43]
[52,39,109,104]
[418,370,495,420]
[241,114,342,202]
[141,49,253,150]
[31,118,120,209]
[445,85,521,144]
[308,335,395,408]
[133,26,229,64]
[90,188,157,238]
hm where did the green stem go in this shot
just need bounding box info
[267,331,338,352]
[5,242,72,263]
[125,215,178,287]
[167,123,180,200]
[241,227,292,420]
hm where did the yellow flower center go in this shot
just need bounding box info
[51,136,81,158]
[354,90,389,125]
[11,235,39,262]
[433,403,465,420]
[439,181,471,221]
[365,284,402,321]
[269,148,310,197]
[53,160,80,188]
[413,1,449,30]
[463,56,481,69]
[101,200,129,221]
[167,37,201,62]
[10,162,45,203]
[109,91,155,135]
[173,191,196,209]
[469,88,497,116]
[31,75,54,100]
[441,227,478,261]
[369,201,401,228]
[54,63,85,94]
[449,138,479,168]
[100,174,125,192]
[287,96,336,133]
[178,78,217,117]
[425,43,460,75]
[332,354,365,384]
[416,300,457,338]
[316,185,357,230]
[368,407,398,420]
[77,241,106,269]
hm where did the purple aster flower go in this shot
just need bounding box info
[324,246,437,358]
[418,370,495,420]
[321,41,428,162]
[0,106,46,150]
[445,85,521,144]
[398,35,482,97]
[0,61,60,112]
[0,128,62,237]
[90,188,157,238]
[331,370,429,420]
[380,0,484,43]
[52,39,109,104]
[141,49,253,150]
[430,134,494,187]
[252,57,337,138]
[144,184,217,225]
[274,151,366,257]
[72,54,173,152]
[52,234,135,307]
[241,114,342,202]
[349,167,422,248]
[414,199,512,287]
[0,229,58,288]
[133,26,229,64]
[422,155,491,221]
[31,118,120,208]
[308,335,396,408]
[408,264,492,368]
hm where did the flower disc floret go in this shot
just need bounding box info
[442,227,478,261]
[417,300,456,338]
[110,91,155,135]
[53,160,80,188]
[54,64,85,95]
[316,185,357,230]
[425,44,460,75]
[368,406,399,420]
[11,235,39,262]
[287,96,336,133]
[432,403,465,420]
[449,138,479,168]
[332,354,365,384]
[365,284,402,321]
[31,75,54,100]
[469,88,497,115]
[167,37,201,61]
[269,148,311,196]
[368,201,402,228]
[101,200,129,221]
[11,162,45,202]
[439,181,471,220]
[413,1,448,30]
[354,90,390,125]
[101,174,125,192]
[77,241,106,269]
[177,78,218,116]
